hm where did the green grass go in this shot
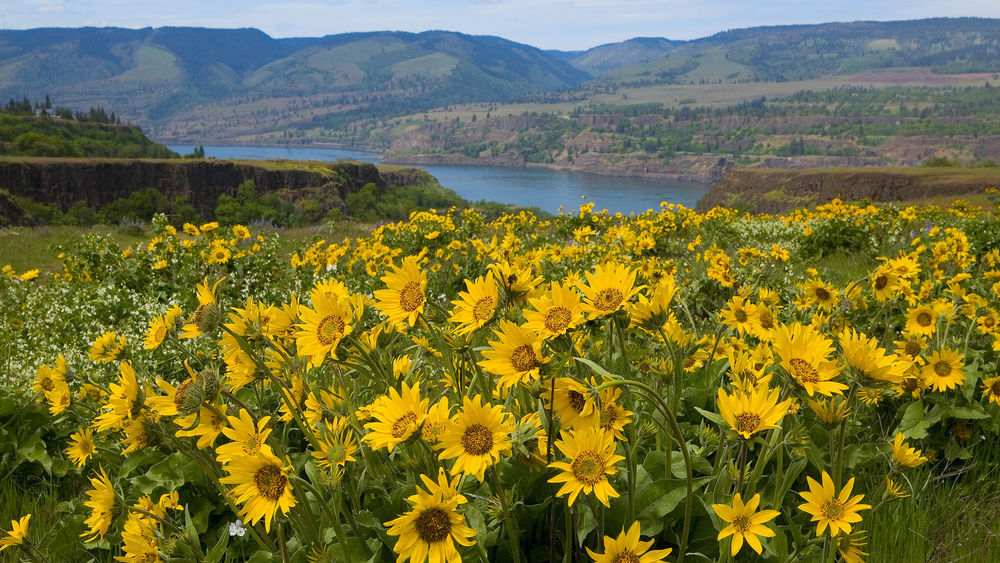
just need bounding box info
[0,226,147,274]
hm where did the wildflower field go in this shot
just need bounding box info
[2,198,1000,562]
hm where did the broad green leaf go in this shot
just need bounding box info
[897,400,929,439]
[16,432,51,474]
[574,357,622,380]
[694,406,726,427]
[204,530,229,563]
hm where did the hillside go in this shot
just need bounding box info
[0,111,177,158]
[0,27,590,138]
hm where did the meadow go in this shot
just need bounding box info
[1,196,1000,562]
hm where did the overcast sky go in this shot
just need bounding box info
[3,0,1000,50]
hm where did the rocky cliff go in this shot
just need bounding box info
[0,158,418,217]
[699,167,1000,213]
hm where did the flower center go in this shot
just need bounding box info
[242,434,263,456]
[472,296,495,321]
[789,357,819,383]
[991,380,1000,395]
[510,345,539,372]
[571,450,606,486]
[821,499,845,521]
[916,311,933,327]
[732,514,752,532]
[600,405,617,429]
[612,552,641,563]
[567,390,586,413]
[414,507,452,543]
[758,309,774,330]
[735,411,761,434]
[391,411,418,438]
[901,377,919,392]
[985,317,997,328]
[399,281,425,312]
[460,423,494,456]
[933,360,952,377]
[173,379,197,411]
[734,309,748,323]
[253,463,287,501]
[154,325,167,343]
[814,287,830,301]
[903,340,921,357]
[316,315,345,346]
[40,377,54,392]
[593,288,624,312]
[544,306,572,333]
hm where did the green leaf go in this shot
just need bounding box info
[132,451,204,494]
[633,476,712,536]
[896,400,929,439]
[204,531,229,563]
[16,432,51,474]
[946,405,990,420]
[574,357,622,380]
[694,407,726,427]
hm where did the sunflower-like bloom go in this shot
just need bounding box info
[800,278,839,311]
[906,303,940,336]
[712,493,780,556]
[585,521,672,563]
[436,395,515,481]
[219,451,296,532]
[448,276,498,336]
[93,361,144,432]
[181,277,224,338]
[594,387,633,441]
[81,466,116,542]
[920,348,966,391]
[772,322,848,396]
[33,359,66,400]
[719,296,757,336]
[490,259,543,301]
[384,474,476,563]
[544,377,597,430]
[982,376,1000,405]
[838,328,908,383]
[175,404,228,450]
[89,331,126,363]
[891,433,928,468]
[0,514,29,552]
[295,290,356,366]
[807,396,851,426]
[717,384,792,439]
[870,266,899,302]
[579,263,642,317]
[144,304,182,350]
[629,276,677,329]
[478,321,548,391]
[216,410,274,464]
[148,376,203,419]
[374,255,427,328]
[310,423,358,473]
[524,281,585,338]
[797,471,870,537]
[363,382,430,451]
[66,427,96,467]
[837,531,870,563]
[548,426,624,507]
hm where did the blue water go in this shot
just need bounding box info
[167,145,709,215]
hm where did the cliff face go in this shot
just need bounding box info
[0,158,403,217]
[699,167,1000,213]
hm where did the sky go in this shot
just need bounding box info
[2,0,1000,51]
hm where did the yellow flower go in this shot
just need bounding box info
[585,521,672,563]
[982,376,1000,405]
[891,433,928,468]
[311,425,359,472]
[373,255,427,328]
[233,224,251,239]
[421,398,451,444]
[837,531,869,563]
[175,404,228,449]
[93,361,144,432]
[294,290,356,367]
[81,466,116,542]
[800,278,839,311]
[219,451,296,532]
[594,387,633,441]
[0,514,30,552]
[712,493,780,556]
[523,281,585,338]
[807,396,851,425]
[436,395,515,481]
[544,377,596,430]
[216,409,274,464]
[478,320,547,391]
[89,331,126,363]
[548,426,624,507]
[717,384,792,439]
[578,263,642,317]
[181,277,225,338]
[773,323,847,396]
[363,382,430,452]
[448,276,498,336]
[797,471,870,537]
[920,348,966,392]
[905,304,938,336]
[838,328,908,383]
[144,307,179,350]
[719,295,757,336]
[66,427,97,467]
[384,476,476,563]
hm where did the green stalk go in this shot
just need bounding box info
[293,475,355,563]
[276,520,290,563]
[490,467,522,563]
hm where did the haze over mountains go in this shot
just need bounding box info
[1,18,999,142]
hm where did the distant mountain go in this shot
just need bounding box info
[593,18,1000,85]
[0,27,590,134]
[562,37,684,75]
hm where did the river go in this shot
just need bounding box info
[166,145,709,215]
